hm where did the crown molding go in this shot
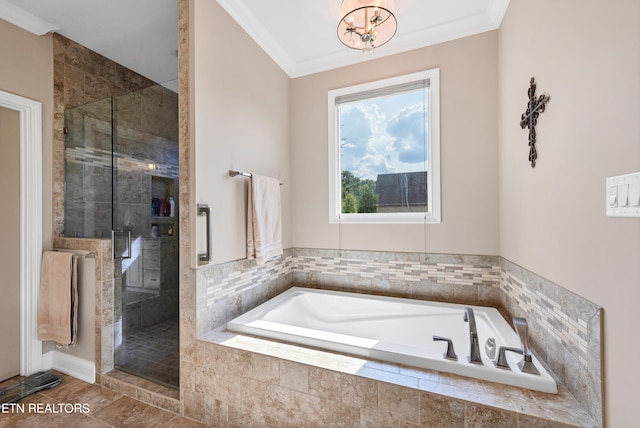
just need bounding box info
[215,0,296,77]
[215,0,509,78]
[289,12,500,78]
[0,0,58,35]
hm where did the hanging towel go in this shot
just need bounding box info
[247,174,283,265]
[37,251,78,346]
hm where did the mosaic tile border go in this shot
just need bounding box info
[291,253,501,287]
[65,146,179,179]
[502,269,589,362]
[204,255,293,305]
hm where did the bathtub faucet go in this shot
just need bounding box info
[513,317,540,375]
[463,307,483,365]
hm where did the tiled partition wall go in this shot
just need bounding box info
[193,248,602,426]
[53,237,113,378]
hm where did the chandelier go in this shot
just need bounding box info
[337,0,397,52]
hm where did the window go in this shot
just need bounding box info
[328,69,440,224]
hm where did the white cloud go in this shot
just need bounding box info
[340,91,427,180]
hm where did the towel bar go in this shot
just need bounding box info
[229,170,284,185]
[53,249,95,259]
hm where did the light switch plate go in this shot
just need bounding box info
[606,172,640,217]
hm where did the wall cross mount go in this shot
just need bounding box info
[520,77,550,168]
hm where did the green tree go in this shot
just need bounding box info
[342,170,360,198]
[342,192,358,213]
[358,184,379,213]
[360,179,376,194]
[341,170,380,213]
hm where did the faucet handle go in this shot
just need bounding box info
[433,336,458,361]
[494,346,523,370]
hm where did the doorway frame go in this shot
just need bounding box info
[0,89,43,376]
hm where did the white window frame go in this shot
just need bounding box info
[328,68,441,224]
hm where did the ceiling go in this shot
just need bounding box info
[217,0,510,77]
[0,0,179,91]
[0,0,510,85]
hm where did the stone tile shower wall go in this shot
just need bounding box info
[63,114,179,239]
[53,33,174,237]
[197,248,602,425]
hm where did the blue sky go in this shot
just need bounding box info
[339,89,428,181]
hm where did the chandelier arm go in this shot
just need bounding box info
[344,30,365,38]
[344,24,367,32]
[374,15,393,26]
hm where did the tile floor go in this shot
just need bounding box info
[0,371,206,428]
[116,318,179,389]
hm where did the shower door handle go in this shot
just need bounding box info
[198,204,211,265]
[111,229,132,260]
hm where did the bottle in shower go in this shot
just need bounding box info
[168,197,176,217]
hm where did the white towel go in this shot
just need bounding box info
[247,174,283,265]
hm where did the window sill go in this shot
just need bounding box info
[329,213,441,225]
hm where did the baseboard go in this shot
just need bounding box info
[41,350,95,384]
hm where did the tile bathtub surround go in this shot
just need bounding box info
[182,329,595,427]
[197,248,603,426]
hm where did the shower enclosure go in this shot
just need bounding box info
[63,84,179,388]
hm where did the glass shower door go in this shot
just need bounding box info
[112,84,180,388]
[64,85,179,388]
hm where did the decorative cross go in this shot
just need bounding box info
[520,77,550,167]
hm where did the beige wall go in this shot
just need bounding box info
[498,1,640,426]
[290,31,500,255]
[0,106,20,380]
[0,107,19,286]
[191,0,291,265]
[0,19,53,249]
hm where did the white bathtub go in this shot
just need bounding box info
[227,287,557,393]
